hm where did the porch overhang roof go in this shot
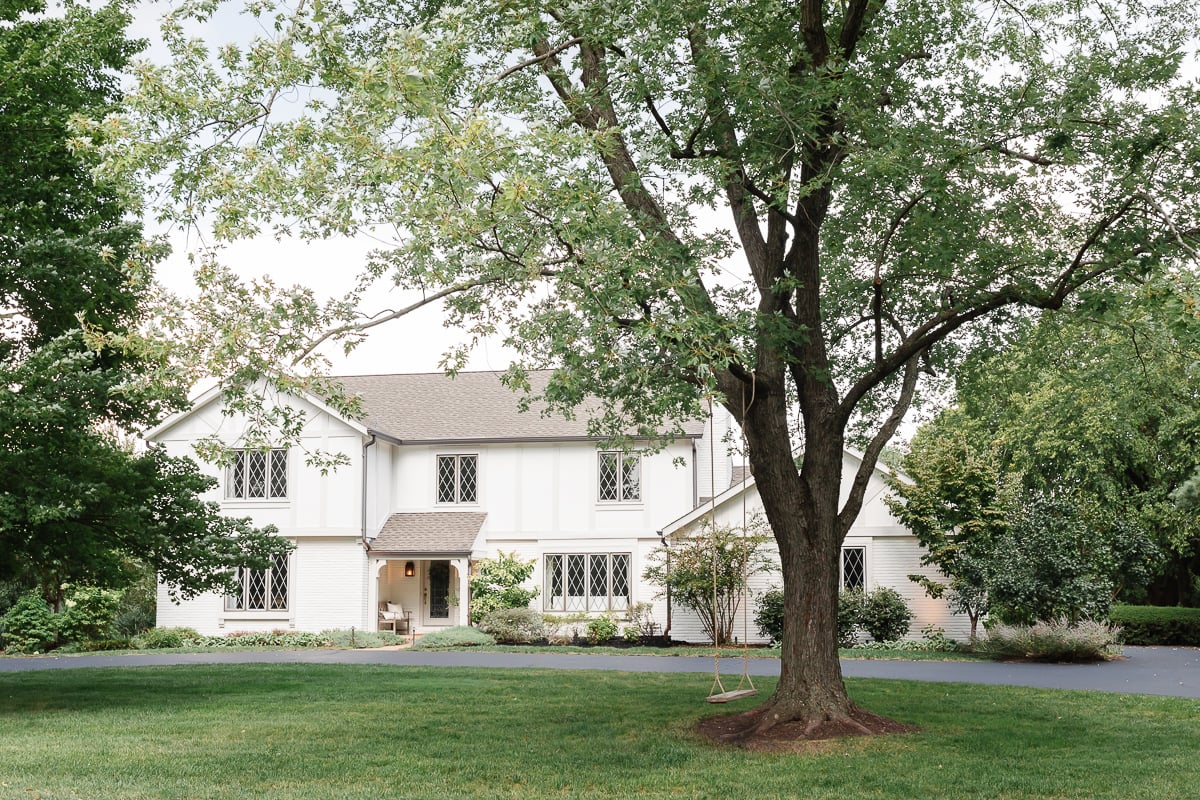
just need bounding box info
[367,511,487,557]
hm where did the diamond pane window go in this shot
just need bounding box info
[226,449,288,500]
[544,553,633,612]
[545,555,564,611]
[226,552,290,611]
[842,547,866,590]
[598,453,640,502]
[436,455,478,504]
[610,554,630,611]
[565,554,587,611]
[588,555,609,611]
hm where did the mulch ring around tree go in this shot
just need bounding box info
[697,705,920,753]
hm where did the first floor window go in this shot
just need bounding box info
[437,454,478,503]
[841,547,865,590]
[598,452,641,502]
[544,553,631,612]
[226,552,290,611]
[226,449,288,499]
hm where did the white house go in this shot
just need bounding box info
[148,370,967,641]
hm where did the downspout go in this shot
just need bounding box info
[692,439,698,509]
[361,433,377,547]
[657,530,671,641]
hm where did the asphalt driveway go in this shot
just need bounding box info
[1,645,1197,699]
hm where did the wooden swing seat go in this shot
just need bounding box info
[705,688,758,704]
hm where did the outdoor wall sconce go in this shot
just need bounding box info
[404,561,415,577]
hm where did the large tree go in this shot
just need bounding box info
[0,0,288,607]
[99,0,1200,738]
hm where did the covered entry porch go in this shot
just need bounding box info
[367,511,485,633]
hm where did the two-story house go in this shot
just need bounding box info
[147,370,969,640]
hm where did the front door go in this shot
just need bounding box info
[424,560,451,625]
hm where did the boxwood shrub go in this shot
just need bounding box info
[1109,604,1200,646]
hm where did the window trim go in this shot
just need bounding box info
[224,552,291,612]
[597,452,642,504]
[543,552,632,613]
[225,448,289,501]
[435,453,479,505]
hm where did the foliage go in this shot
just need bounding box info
[318,629,404,648]
[0,0,290,606]
[136,627,202,649]
[99,0,1200,723]
[980,619,1123,662]
[112,568,157,637]
[987,494,1159,625]
[1109,604,1200,646]
[624,602,659,638]
[478,607,547,644]
[75,638,134,652]
[411,626,496,649]
[541,612,591,643]
[0,593,59,653]
[644,523,774,645]
[852,627,960,653]
[837,589,867,648]
[585,614,619,645]
[754,587,785,645]
[57,586,122,644]
[468,552,539,625]
[858,588,915,643]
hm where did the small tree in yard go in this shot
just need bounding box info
[468,552,539,624]
[644,523,774,645]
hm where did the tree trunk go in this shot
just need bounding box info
[725,388,891,738]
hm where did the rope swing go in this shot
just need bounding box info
[706,384,758,704]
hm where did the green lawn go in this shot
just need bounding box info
[0,665,1195,799]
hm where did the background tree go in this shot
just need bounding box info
[0,0,289,608]
[99,0,1200,737]
[644,523,775,645]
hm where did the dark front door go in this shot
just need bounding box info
[425,560,450,623]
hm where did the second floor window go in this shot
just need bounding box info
[437,454,478,503]
[227,449,288,500]
[598,452,641,502]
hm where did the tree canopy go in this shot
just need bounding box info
[0,0,289,606]
[96,0,1200,739]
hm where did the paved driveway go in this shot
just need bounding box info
[2,646,1198,698]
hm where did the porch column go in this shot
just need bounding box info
[370,559,387,632]
[453,557,470,626]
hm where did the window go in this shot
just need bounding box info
[226,552,289,611]
[598,452,641,502]
[842,547,866,590]
[544,553,631,612]
[226,449,288,500]
[436,454,478,503]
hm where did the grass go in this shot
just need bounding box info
[417,642,990,661]
[0,665,1196,799]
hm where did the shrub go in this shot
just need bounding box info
[78,638,134,652]
[838,588,865,647]
[853,626,959,652]
[212,630,330,648]
[137,626,202,649]
[1,592,59,654]
[1108,605,1200,646]
[859,587,914,642]
[321,628,405,648]
[542,612,589,643]
[625,602,659,637]
[58,586,122,644]
[112,571,157,637]
[586,614,619,644]
[469,552,539,624]
[981,618,1122,662]
[411,626,496,649]
[478,607,546,643]
[754,587,785,645]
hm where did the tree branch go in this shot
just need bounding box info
[495,36,584,82]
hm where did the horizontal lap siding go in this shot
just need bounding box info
[869,537,973,640]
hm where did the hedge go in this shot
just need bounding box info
[1108,604,1200,646]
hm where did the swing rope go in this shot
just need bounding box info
[706,382,759,704]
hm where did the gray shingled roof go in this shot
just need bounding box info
[368,512,487,555]
[337,370,704,443]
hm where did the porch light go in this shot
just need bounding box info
[404,561,415,577]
